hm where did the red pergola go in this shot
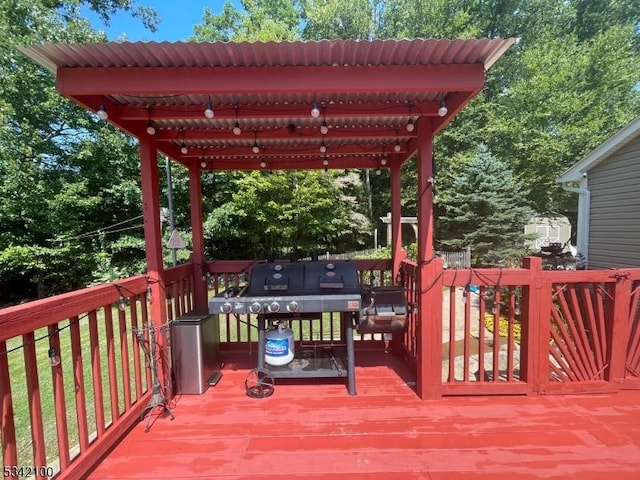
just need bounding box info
[20,38,515,398]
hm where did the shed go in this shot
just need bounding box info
[524,214,571,251]
[557,116,640,268]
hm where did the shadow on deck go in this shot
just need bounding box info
[87,350,640,480]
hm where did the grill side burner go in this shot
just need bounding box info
[358,286,409,333]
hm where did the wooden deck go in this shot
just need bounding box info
[87,350,640,480]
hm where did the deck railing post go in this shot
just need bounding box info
[416,256,443,399]
[520,256,549,395]
[606,272,631,385]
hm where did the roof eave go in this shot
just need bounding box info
[557,115,640,183]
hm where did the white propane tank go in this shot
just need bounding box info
[265,321,294,366]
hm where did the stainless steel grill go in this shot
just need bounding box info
[208,258,408,396]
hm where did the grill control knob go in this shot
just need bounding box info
[267,301,280,313]
[220,302,233,314]
[249,302,262,314]
[287,301,299,313]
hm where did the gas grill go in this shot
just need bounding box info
[208,258,408,396]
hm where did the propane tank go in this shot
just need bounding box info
[265,321,294,366]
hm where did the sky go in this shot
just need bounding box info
[82,1,235,42]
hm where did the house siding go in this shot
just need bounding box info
[588,136,640,268]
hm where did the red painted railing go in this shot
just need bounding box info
[2,257,639,478]
[0,276,154,479]
[399,256,640,396]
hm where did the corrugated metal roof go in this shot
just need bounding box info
[19,38,516,171]
[20,38,513,71]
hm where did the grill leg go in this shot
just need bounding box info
[344,312,356,396]
[257,314,266,369]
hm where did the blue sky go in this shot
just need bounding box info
[82,1,235,42]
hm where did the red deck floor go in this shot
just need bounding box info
[87,350,640,480]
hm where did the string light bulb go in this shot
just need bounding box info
[117,296,128,311]
[320,121,329,135]
[394,129,401,152]
[310,102,320,118]
[406,118,415,132]
[438,99,448,117]
[48,347,61,367]
[320,143,327,153]
[96,104,108,120]
[146,107,155,135]
[252,131,260,153]
[232,106,241,134]
[260,159,267,168]
[204,98,214,119]
[180,143,188,154]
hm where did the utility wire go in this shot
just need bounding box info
[50,214,144,242]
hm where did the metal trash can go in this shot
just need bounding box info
[171,314,220,394]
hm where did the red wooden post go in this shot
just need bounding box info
[139,138,170,391]
[606,272,631,385]
[415,119,442,400]
[189,164,209,314]
[0,340,17,467]
[390,158,404,283]
[520,256,550,395]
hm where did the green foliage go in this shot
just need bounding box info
[0,1,158,303]
[192,0,301,41]
[301,0,377,40]
[204,170,370,259]
[436,145,534,267]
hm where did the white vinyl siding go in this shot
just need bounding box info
[587,137,640,268]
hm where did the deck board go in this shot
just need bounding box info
[87,350,640,480]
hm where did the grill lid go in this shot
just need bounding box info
[247,260,360,296]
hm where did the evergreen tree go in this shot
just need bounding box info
[436,145,533,267]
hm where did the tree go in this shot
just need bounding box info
[0,0,159,302]
[436,145,533,267]
[204,170,370,259]
[192,0,301,41]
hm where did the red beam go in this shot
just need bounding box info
[156,126,416,142]
[117,101,439,121]
[58,64,485,96]
[188,144,405,159]
[199,156,388,171]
